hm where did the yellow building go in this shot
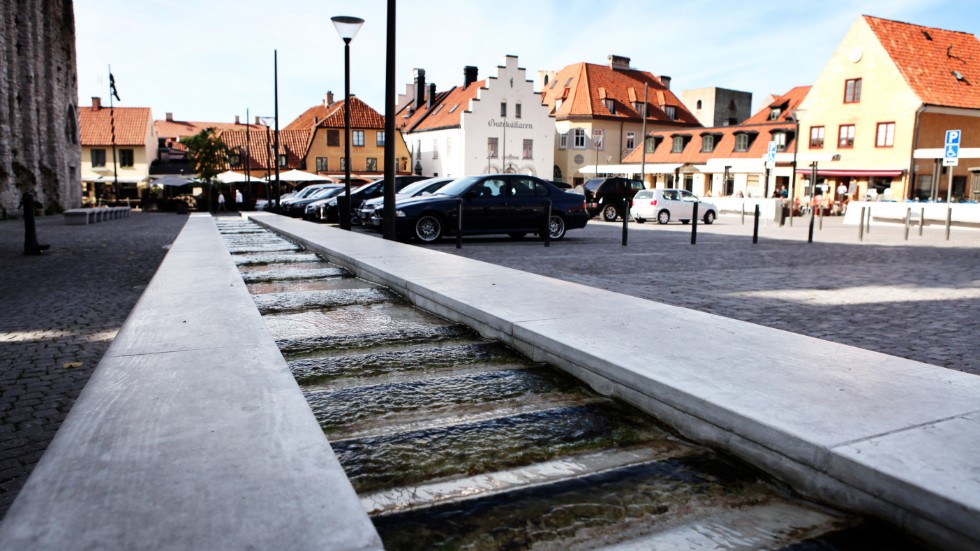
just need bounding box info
[794,15,980,202]
[286,93,411,181]
[79,97,157,205]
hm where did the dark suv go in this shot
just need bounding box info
[577,177,645,221]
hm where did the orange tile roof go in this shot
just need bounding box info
[80,106,151,146]
[154,119,262,139]
[865,15,980,109]
[741,86,811,125]
[285,96,386,130]
[395,88,458,132]
[539,62,698,126]
[624,121,799,166]
[219,129,311,170]
[409,81,486,132]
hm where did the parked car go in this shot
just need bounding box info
[631,188,718,225]
[373,174,589,242]
[359,177,454,230]
[283,185,343,217]
[576,177,645,221]
[309,176,429,224]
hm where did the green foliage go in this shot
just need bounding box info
[182,128,229,186]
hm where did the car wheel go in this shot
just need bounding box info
[681,220,689,225]
[601,204,619,221]
[704,210,716,225]
[414,214,443,242]
[546,214,567,240]
[657,210,670,224]
[508,232,527,239]
[635,217,645,224]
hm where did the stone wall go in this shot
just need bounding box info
[0,0,80,218]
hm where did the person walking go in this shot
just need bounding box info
[217,191,226,212]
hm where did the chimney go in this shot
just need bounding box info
[659,75,671,90]
[326,91,334,105]
[414,68,426,109]
[255,116,261,125]
[608,55,631,71]
[464,65,478,87]
[92,97,101,110]
[427,83,436,109]
[235,115,240,124]
[166,112,173,122]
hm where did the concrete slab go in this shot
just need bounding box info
[251,212,980,549]
[0,215,382,551]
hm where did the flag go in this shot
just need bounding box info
[109,73,121,101]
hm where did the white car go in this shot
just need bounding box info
[631,189,717,225]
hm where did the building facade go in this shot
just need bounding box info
[0,0,80,215]
[679,87,753,127]
[399,56,554,179]
[79,98,157,205]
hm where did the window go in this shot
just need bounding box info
[604,98,615,114]
[316,157,328,172]
[229,151,241,167]
[696,99,703,110]
[376,131,385,147]
[522,139,533,159]
[664,106,676,120]
[488,137,498,158]
[644,137,656,153]
[701,135,715,153]
[432,139,439,159]
[844,78,862,103]
[735,133,750,152]
[119,149,134,167]
[278,154,287,167]
[91,148,106,167]
[633,102,646,116]
[592,129,604,150]
[768,107,781,121]
[671,136,685,153]
[838,124,855,148]
[559,132,568,150]
[876,122,895,147]
[352,130,364,147]
[366,158,378,171]
[515,103,522,119]
[772,132,786,151]
[810,126,825,148]
[327,129,340,146]
[573,128,586,149]
[626,132,635,150]
[340,157,346,170]
[500,102,507,117]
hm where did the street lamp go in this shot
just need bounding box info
[789,108,805,226]
[331,15,365,230]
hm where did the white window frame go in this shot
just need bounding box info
[572,128,586,149]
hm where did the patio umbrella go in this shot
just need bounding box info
[214,170,266,184]
[277,169,333,183]
[152,175,194,187]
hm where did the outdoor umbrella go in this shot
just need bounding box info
[152,175,194,187]
[276,169,333,183]
[215,170,265,184]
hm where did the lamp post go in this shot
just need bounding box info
[789,108,805,226]
[331,15,365,230]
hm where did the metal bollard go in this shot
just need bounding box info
[819,202,824,230]
[752,204,760,244]
[807,202,815,243]
[456,198,463,249]
[865,207,871,234]
[741,201,745,225]
[622,199,629,247]
[919,208,925,237]
[945,206,952,241]
[858,206,865,241]
[544,200,552,248]
[904,207,911,240]
[691,202,699,245]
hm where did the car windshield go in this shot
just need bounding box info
[434,176,482,197]
[313,187,342,199]
[398,178,444,196]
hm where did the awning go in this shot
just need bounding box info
[794,169,904,178]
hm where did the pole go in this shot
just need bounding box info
[544,200,552,248]
[790,117,799,227]
[819,198,824,230]
[456,198,463,249]
[945,168,953,240]
[341,39,353,229]
[904,207,911,240]
[919,208,925,236]
[741,200,745,225]
[273,50,282,212]
[245,108,251,209]
[752,204,760,244]
[382,0,397,240]
[622,190,628,246]
[858,206,865,241]
[108,66,120,206]
[691,201,699,245]
[763,165,770,203]
[808,162,816,243]
[640,84,648,189]
[866,204,871,234]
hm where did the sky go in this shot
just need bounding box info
[75,0,980,126]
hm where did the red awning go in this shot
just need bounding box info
[794,169,904,178]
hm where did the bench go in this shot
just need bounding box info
[64,207,132,225]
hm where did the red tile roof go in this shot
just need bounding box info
[741,86,811,125]
[285,96,386,130]
[80,106,151,146]
[219,129,311,170]
[865,15,980,109]
[539,62,698,126]
[395,88,458,132]
[154,119,262,139]
[399,81,486,132]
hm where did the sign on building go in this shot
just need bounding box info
[943,129,961,167]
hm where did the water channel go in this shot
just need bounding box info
[216,218,922,550]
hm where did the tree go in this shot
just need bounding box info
[182,128,229,212]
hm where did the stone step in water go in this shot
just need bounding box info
[246,275,373,295]
[243,268,354,286]
[276,323,475,358]
[227,242,303,254]
[233,252,323,266]
[251,287,400,315]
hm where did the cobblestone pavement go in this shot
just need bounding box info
[0,212,187,520]
[423,215,980,376]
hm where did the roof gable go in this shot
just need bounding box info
[742,85,810,124]
[80,106,152,146]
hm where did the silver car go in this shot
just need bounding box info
[632,189,718,225]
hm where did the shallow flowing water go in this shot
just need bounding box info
[216,218,923,551]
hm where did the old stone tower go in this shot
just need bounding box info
[0,0,81,217]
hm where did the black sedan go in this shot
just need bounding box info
[282,185,343,217]
[314,176,429,224]
[376,174,589,242]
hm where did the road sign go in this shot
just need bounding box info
[765,141,777,168]
[944,129,961,167]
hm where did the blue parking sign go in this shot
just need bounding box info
[944,129,961,166]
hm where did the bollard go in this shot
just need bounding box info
[741,201,745,225]
[544,200,552,248]
[904,207,911,241]
[622,198,629,247]
[919,208,925,237]
[21,193,48,255]
[752,204,760,244]
[865,206,871,234]
[945,206,952,241]
[691,201,699,245]
[858,206,865,241]
[338,195,350,230]
[456,198,463,249]
[807,202,815,243]
[819,202,824,230]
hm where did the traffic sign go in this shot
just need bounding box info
[944,129,961,167]
[765,141,777,167]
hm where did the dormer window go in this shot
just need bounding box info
[671,136,685,153]
[733,131,758,152]
[229,148,242,167]
[768,107,782,120]
[633,102,646,116]
[772,131,787,151]
[701,134,715,153]
[664,106,676,120]
[604,98,616,114]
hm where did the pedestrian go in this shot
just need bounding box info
[217,191,226,212]
[235,189,243,210]
[837,182,847,202]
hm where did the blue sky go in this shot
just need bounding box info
[75,0,980,125]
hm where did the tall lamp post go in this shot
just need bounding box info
[789,108,805,226]
[331,15,365,230]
